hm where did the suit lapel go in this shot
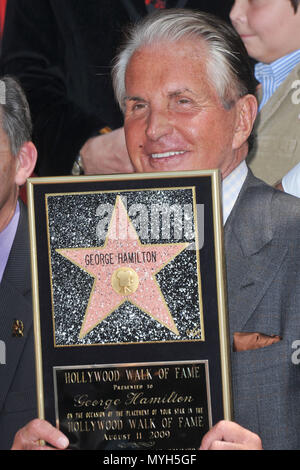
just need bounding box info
[0,281,33,412]
[224,173,287,335]
[0,202,33,412]
[225,232,287,335]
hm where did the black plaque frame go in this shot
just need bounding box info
[27,170,232,450]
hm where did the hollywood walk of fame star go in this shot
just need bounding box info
[57,196,189,339]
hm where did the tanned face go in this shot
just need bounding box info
[124,39,255,179]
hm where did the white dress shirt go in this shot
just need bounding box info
[222,160,248,224]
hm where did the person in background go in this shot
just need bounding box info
[0,0,6,53]
[230,0,300,186]
[1,0,233,177]
[0,75,37,449]
[11,9,300,450]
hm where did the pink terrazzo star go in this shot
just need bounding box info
[57,196,189,339]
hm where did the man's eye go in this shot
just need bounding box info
[125,101,147,114]
[132,102,146,111]
[178,98,191,104]
[174,97,195,108]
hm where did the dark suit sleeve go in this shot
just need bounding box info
[1,0,106,176]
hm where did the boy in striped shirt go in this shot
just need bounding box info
[230,0,300,186]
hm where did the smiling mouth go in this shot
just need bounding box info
[151,150,186,159]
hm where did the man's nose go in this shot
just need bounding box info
[230,0,247,26]
[145,108,173,141]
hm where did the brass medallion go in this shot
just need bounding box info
[111,267,139,296]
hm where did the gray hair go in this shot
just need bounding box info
[0,76,32,156]
[112,9,257,111]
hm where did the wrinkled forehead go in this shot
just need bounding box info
[125,39,209,89]
[127,37,209,71]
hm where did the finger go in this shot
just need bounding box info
[11,419,69,450]
[204,440,254,450]
[200,420,262,450]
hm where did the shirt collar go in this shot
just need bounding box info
[222,160,248,224]
[255,49,300,89]
[0,200,20,283]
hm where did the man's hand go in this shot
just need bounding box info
[11,419,69,450]
[80,127,134,175]
[200,420,263,450]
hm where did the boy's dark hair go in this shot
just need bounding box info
[290,0,300,12]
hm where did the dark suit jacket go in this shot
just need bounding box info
[0,202,36,449]
[1,0,233,176]
[225,171,300,450]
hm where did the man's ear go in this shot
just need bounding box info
[232,94,257,150]
[14,142,37,187]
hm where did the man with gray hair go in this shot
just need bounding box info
[12,10,300,450]
[0,75,37,449]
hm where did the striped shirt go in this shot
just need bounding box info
[222,160,248,224]
[255,49,300,110]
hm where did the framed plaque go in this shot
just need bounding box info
[27,170,232,450]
